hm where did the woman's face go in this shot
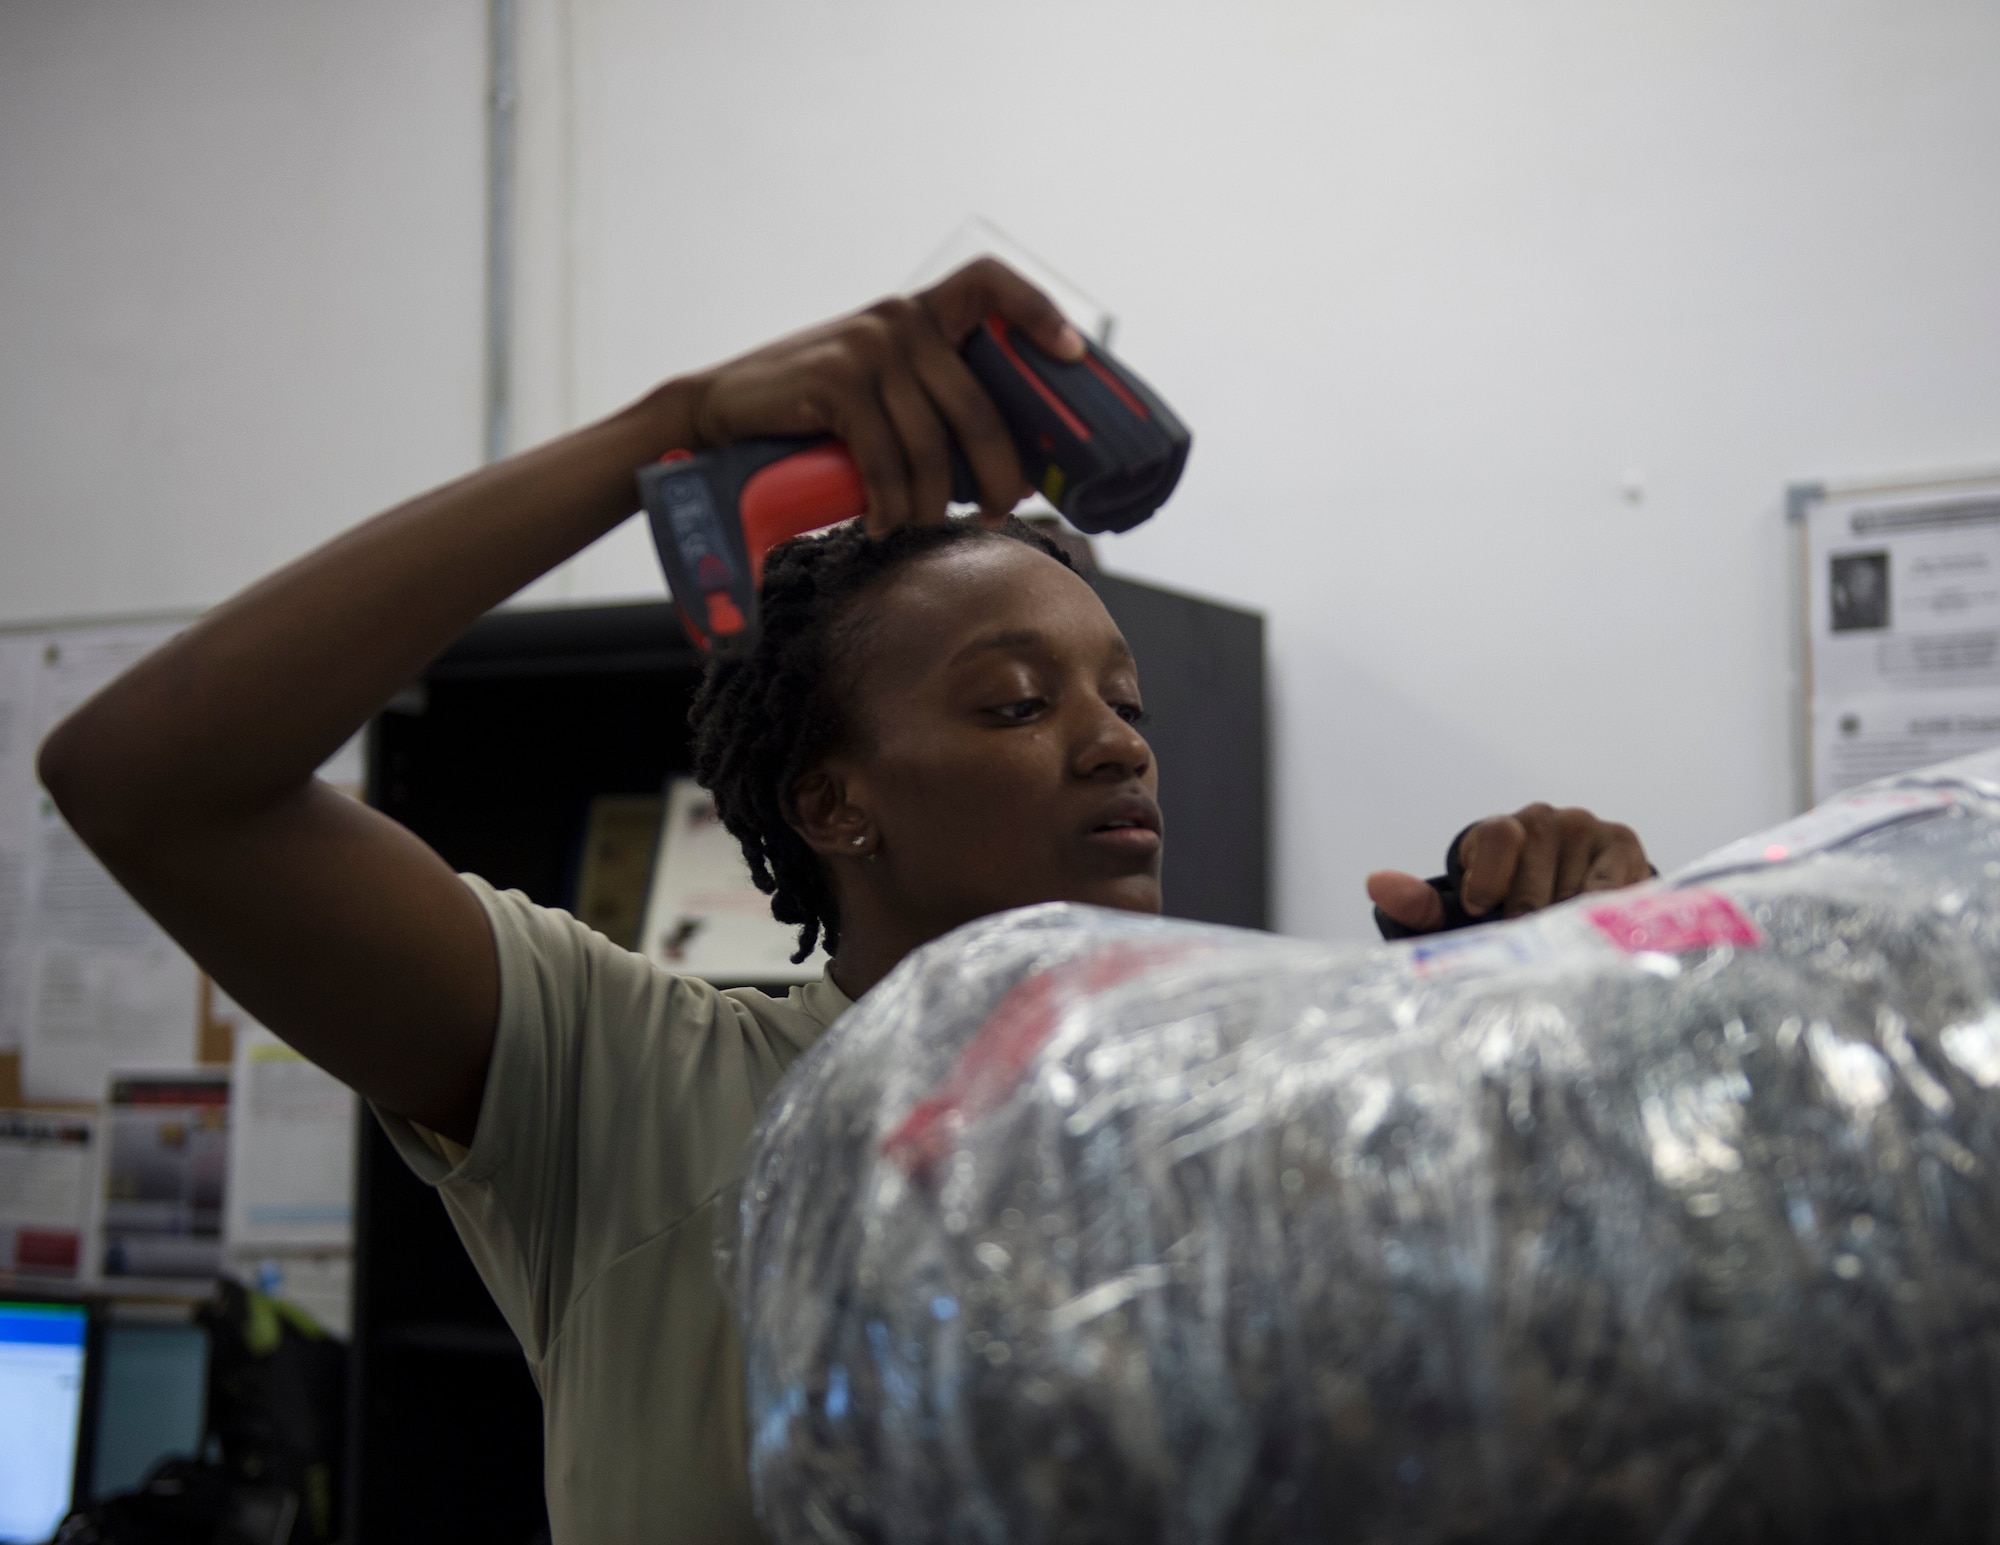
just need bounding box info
[816,538,1163,943]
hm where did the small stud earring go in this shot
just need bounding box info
[850,834,866,848]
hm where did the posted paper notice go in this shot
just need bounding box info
[225,1026,355,1251]
[0,1110,98,1279]
[1805,478,2000,804]
[640,777,827,985]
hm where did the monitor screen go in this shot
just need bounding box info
[0,1299,90,1544]
[91,1321,208,1499]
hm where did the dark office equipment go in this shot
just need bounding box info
[89,1319,207,1500]
[55,1456,300,1545]
[200,1280,345,1543]
[350,575,1262,1543]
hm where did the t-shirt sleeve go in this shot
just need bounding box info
[371,875,813,1364]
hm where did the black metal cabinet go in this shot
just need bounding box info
[1093,573,1266,929]
[348,579,1264,1543]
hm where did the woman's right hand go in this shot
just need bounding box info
[680,257,1086,534]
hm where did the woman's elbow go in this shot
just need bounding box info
[37,713,137,856]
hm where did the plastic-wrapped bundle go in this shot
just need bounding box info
[735,752,2000,1544]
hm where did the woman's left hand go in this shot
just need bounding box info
[1368,803,1651,934]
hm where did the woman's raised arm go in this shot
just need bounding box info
[37,259,1080,1143]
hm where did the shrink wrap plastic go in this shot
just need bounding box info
[736,752,2000,1543]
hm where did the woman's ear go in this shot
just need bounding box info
[789,763,876,860]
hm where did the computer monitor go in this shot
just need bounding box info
[0,1295,98,1545]
[91,1319,208,1500]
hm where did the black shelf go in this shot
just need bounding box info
[374,1323,525,1359]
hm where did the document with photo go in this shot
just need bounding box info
[1804,475,2000,804]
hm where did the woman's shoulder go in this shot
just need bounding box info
[459,872,847,1049]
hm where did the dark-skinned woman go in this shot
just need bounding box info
[38,259,1652,1544]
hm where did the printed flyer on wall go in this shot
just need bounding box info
[99,1068,229,1280]
[1802,471,2000,804]
[0,1109,97,1279]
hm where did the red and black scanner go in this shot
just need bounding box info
[639,316,1191,655]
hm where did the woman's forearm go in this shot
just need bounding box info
[40,379,697,849]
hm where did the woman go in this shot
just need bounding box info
[39,259,1650,1543]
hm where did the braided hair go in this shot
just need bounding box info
[689,515,1074,962]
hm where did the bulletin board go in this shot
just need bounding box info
[0,615,197,1106]
[0,614,360,1303]
[1794,467,2000,809]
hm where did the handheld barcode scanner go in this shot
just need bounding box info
[639,316,1192,656]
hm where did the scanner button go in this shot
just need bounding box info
[705,593,747,636]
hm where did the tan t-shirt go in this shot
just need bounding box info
[374,875,851,1545]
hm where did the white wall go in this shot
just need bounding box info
[8,1,2000,943]
[0,0,486,622]
[511,0,2000,938]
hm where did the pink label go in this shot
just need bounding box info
[1586,889,1761,954]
